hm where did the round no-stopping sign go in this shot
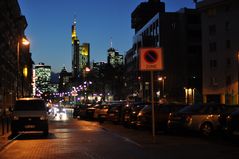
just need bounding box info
[144,50,158,64]
[139,47,163,71]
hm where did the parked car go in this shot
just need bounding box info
[136,103,186,131]
[168,103,225,136]
[11,98,49,136]
[93,104,110,120]
[85,104,98,120]
[108,103,123,124]
[73,104,88,119]
[226,108,239,136]
[219,105,239,136]
[123,102,148,128]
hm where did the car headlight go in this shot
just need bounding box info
[138,112,143,117]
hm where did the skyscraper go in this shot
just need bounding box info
[34,63,51,95]
[80,43,90,70]
[71,19,90,80]
[71,19,80,79]
[107,47,123,67]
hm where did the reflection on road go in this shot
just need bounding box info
[49,107,73,121]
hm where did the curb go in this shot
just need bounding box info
[0,133,19,151]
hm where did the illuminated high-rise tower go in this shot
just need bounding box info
[80,43,90,69]
[71,18,80,78]
[71,18,91,81]
[34,63,51,95]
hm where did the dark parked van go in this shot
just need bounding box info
[11,98,49,136]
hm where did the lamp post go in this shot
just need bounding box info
[17,37,30,98]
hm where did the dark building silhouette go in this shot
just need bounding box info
[71,19,90,83]
[126,1,202,104]
[197,0,239,104]
[71,19,80,79]
[0,0,33,135]
[59,67,72,93]
[131,0,165,32]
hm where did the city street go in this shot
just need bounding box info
[1,112,239,159]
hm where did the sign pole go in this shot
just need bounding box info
[139,47,163,137]
[151,71,155,137]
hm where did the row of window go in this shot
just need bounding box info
[209,57,233,69]
[209,22,230,36]
[209,40,231,52]
[210,75,232,87]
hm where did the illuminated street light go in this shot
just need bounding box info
[22,38,30,45]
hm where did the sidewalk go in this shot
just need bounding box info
[0,132,12,151]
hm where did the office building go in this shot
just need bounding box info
[107,47,123,67]
[197,0,239,104]
[80,43,90,70]
[71,19,80,79]
[0,0,33,135]
[59,67,72,93]
[126,0,202,103]
[34,63,51,95]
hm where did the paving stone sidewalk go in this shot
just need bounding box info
[0,133,12,151]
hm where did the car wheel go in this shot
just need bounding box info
[200,123,213,136]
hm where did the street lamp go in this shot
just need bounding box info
[17,37,30,98]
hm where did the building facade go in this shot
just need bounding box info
[0,0,32,135]
[34,63,51,96]
[126,0,202,103]
[197,0,239,104]
[107,48,123,68]
[71,19,80,79]
[80,43,90,71]
[71,19,90,82]
[59,67,72,93]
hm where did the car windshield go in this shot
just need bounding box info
[14,100,46,111]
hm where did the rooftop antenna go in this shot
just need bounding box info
[73,14,76,24]
[110,37,113,48]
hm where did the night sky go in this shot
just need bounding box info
[18,0,195,72]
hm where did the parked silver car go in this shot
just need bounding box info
[168,103,225,136]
